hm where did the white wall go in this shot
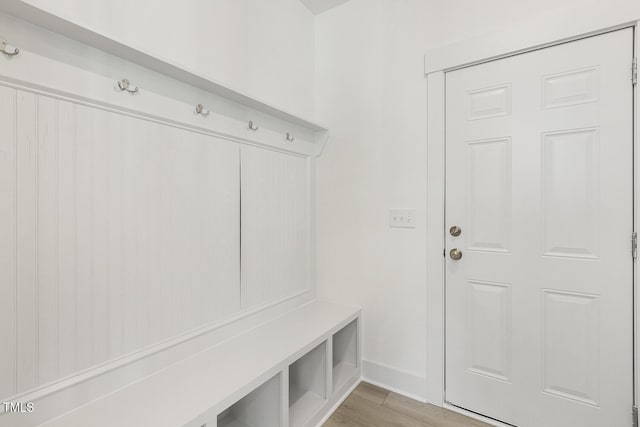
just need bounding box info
[315,0,430,398]
[16,0,316,118]
[314,0,610,400]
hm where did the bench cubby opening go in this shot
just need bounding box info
[289,341,327,426]
[217,374,281,427]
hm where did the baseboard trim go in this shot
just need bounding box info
[361,359,427,402]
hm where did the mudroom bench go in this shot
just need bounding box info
[37,301,360,427]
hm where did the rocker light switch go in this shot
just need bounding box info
[389,209,416,228]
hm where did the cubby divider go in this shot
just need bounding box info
[332,320,358,392]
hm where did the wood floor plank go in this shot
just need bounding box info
[383,392,492,427]
[324,383,494,427]
[323,407,372,427]
[351,382,390,405]
[336,394,434,427]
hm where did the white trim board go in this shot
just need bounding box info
[0,10,329,158]
[362,360,427,402]
[633,19,639,410]
[424,0,640,74]
[423,9,640,418]
[425,69,446,406]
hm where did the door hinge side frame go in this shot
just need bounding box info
[633,58,638,86]
[633,405,638,427]
[633,232,638,260]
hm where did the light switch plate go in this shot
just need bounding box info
[389,209,416,228]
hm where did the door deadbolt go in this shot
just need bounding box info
[449,226,461,237]
[450,248,463,260]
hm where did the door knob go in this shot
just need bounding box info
[449,226,461,237]
[450,248,463,260]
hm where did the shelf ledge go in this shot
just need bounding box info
[0,0,329,134]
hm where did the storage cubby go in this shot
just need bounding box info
[217,374,281,427]
[332,320,358,391]
[289,342,327,427]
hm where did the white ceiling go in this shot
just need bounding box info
[299,0,351,15]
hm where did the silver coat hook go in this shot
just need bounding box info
[0,39,19,56]
[117,79,139,94]
[248,121,259,131]
[195,104,210,116]
[285,132,295,142]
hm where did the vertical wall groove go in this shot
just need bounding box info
[239,146,243,305]
[54,99,60,380]
[13,88,18,395]
[105,112,111,360]
[56,100,80,377]
[73,103,78,372]
[118,114,124,356]
[35,95,40,386]
[89,108,95,366]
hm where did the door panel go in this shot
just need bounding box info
[542,128,599,258]
[466,280,512,382]
[467,137,512,252]
[445,29,633,427]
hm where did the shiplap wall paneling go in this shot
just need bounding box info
[37,95,59,385]
[75,103,94,371]
[0,85,17,399]
[57,99,77,379]
[16,90,38,392]
[0,86,241,398]
[240,145,311,309]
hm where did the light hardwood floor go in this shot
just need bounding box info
[324,382,493,427]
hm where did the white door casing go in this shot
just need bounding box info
[445,29,634,427]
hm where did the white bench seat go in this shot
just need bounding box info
[37,300,360,427]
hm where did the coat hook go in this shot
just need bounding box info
[0,39,19,56]
[117,78,139,94]
[285,132,295,142]
[195,103,210,116]
[248,121,259,131]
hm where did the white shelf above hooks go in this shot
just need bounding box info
[0,0,330,145]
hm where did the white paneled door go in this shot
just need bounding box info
[445,29,633,427]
